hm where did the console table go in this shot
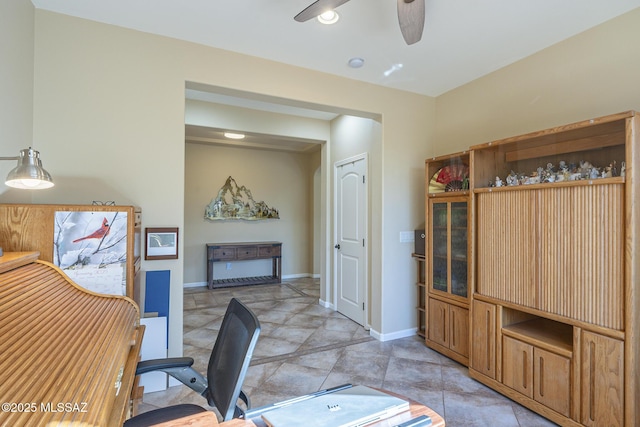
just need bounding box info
[206,242,282,289]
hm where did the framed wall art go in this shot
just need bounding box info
[145,227,179,260]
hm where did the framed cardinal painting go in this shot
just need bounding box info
[53,210,129,295]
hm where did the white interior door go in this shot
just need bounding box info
[334,155,367,326]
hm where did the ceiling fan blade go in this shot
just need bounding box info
[397,0,425,45]
[294,0,351,22]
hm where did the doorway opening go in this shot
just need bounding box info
[183,81,381,317]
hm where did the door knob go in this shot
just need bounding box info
[334,244,341,249]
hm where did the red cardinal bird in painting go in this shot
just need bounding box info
[73,217,110,243]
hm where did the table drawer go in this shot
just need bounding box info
[258,245,281,257]
[211,248,236,260]
[237,247,258,259]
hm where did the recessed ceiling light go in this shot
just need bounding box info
[318,10,339,24]
[348,57,365,68]
[224,132,245,140]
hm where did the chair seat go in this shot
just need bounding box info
[124,404,208,426]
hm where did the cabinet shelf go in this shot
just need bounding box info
[502,318,573,358]
[427,190,470,198]
[474,176,624,194]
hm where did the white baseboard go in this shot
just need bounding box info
[282,273,313,280]
[184,281,207,289]
[319,298,334,309]
[184,274,319,289]
[369,327,417,342]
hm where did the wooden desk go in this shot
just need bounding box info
[147,389,445,427]
[206,242,282,289]
[0,252,144,426]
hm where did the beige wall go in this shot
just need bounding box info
[435,7,640,153]
[184,142,320,284]
[0,1,34,205]
[15,7,433,357]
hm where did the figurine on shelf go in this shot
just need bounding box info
[506,171,518,186]
[621,161,626,177]
[495,176,503,187]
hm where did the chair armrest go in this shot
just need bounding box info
[136,357,194,375]
[135,357,208,395]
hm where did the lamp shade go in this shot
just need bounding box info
[5,148,54,190]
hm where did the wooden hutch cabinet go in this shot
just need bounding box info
[467,111,639,426]
[424,152,472,366]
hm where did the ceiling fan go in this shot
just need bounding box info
[294,0,426,45]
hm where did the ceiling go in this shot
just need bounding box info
[185,124,323,153]
[31,0,640,97]
[29,1,640,152]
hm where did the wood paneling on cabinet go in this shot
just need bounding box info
[476,190,536,307]
[580,331,624,426]
[470,300,496,380]
[477,184,624,329]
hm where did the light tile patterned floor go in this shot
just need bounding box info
[138,278,557,426]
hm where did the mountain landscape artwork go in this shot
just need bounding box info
[205,176,280,220]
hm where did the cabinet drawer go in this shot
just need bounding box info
[258,245,281,257]
[237,247,257,259]
[212,248,236,260]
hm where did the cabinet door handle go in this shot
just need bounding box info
[451,310,456,347]
[485,310,491,372]
[522,351,528,389]
[538,357,544,397]
[589,341,595,422]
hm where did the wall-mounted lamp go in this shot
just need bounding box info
[1,147,54,190]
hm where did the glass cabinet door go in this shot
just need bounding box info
[431,202,449,293]
[429,199,468,299]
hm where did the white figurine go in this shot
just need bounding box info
[495,176,503,187]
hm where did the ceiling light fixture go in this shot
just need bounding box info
[223,132,246,140]
[1,147,54,190]
[348,57,365,68]
[317,10,339,24]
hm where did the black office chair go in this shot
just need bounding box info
[124,298,261,426]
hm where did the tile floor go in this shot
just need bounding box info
[138,278,557,426]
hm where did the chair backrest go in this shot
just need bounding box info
[205,298,261,421]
